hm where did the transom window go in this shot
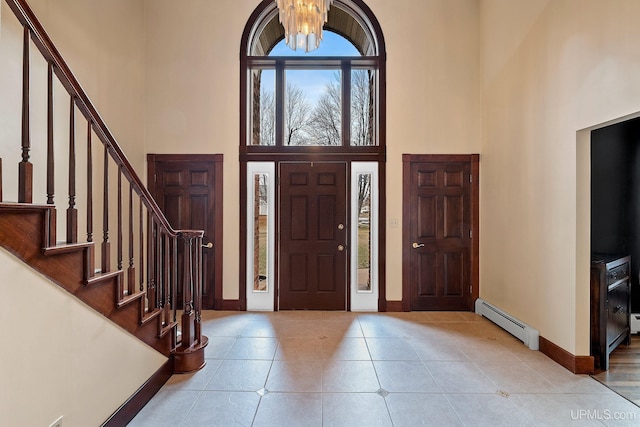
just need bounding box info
[243,0,384,149]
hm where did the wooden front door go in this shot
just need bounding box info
[279,162,348,310]
[403,155,479,311]
[147,154,223,310]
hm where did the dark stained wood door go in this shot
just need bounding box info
[279,162,348,310]
[403,155,479,311]
[147,154,223,310]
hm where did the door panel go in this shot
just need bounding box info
[444,196,464,238]
[417,253,437,296]
[279,162,347,310]
[418,196,437,237]
[407,159,473,311]
[443,252,464,296]
[148,154,223,310]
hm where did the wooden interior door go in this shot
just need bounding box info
[279,162,348,310]
[403,155,478,311]
[147,154,223,310]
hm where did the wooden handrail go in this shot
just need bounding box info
[3,0,207,372]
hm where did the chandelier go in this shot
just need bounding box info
[275,0,333,53]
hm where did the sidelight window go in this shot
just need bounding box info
[356,173,372,292]
[246,163,275,310]
[351,162,378,310]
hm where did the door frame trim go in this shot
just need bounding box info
[147,153,224,309]
[401,154,479,311]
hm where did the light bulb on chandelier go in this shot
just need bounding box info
[275,0,333,53]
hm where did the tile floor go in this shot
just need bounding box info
[129,311,640,426]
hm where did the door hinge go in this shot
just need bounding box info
[469,230,472,239]
[469,175,472,183]
[470,285,472,293]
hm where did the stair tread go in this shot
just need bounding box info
[0,202,54,210]
[86,269,123,285]
[141,308,163,325]
[43,241,93,255]
[160,320,178,338]
[117,290,145,308]
[176,335,208,352]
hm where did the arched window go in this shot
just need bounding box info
[240,0,386,311]
[241,0,385,149]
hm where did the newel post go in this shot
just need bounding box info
[173,231,208,374]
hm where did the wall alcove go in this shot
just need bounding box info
[591,116,640,314]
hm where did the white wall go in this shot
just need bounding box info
[480,0,640,354]
[143,0,482,301]
[0,248,167,427]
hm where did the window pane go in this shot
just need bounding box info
[270,32,361,57]
[357,173,371,292]
[351,69,376,146]
[284,69,341,146]
[250,68,275,146]
[253,173,269,291]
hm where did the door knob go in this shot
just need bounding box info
[412,242,424,249]
[337,244,345,251]
[202,242,213,249]
[337,223,344,230]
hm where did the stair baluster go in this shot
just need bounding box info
[172,230,178,323]
[102,145,110,273]
[86,122,95,276]
[147,214,157,309]
[86,121,93,244]
[128,183,136,295]
[18,26,32,204]
[46,63,54,206]
[117,167,123,273]
[67,95,78,244]
[139,197,144,292]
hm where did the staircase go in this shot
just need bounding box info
[0,0,207,380]
[0,203,179,355]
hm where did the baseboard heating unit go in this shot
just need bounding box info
[475,298,539,350]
